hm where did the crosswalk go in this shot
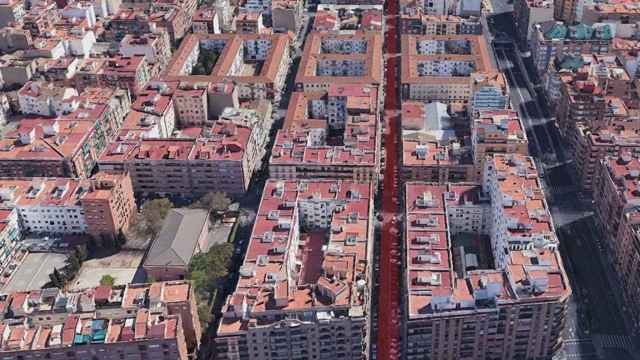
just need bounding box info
[592,334,638,360]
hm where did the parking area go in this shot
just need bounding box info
[3,252,67,292]
[70,250,144,290]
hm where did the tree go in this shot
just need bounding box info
[48,268,64,289]
[187,243,233,302]
[134,198,173,238]
[66,253,81,273]
[197,192,232,213]
[116,230,127,248]
[197,303,212,324]
[100,275,116,286]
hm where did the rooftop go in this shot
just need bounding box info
[0,174,131,209]
[164,33,290,85]
[270,85,379,168]
[218,179,373,334]
[296,32,383,86]
[401,34,493,84]
[0,281,193,352]
[406,171,569,318]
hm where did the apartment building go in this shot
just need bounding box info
[471,72,509,112]
[0,53,36,87]
[556,72,607,136]
[119,32,173,77]
[0,118,98,179]
[129,87,176,138]
[99,55,151,97]
[21,2,58,37]
[513,0,553,49]
[0,173,135,238]
[243,0,271,14]
[582,2,640,26]
[80,87,132,141]
[0,0,25,28]
[400,101,474,182]
[295,32,383,92]
[272,0,302,33]
[99,105,271,196]
[401,14,482,35]
[144,80,210,127]
[0,281,200,358]
[594,155,640,332]
[553,0,584,22]
[0,86,129,179]
[214,179,374,360]
[0,209,22,285]
[235,12,264,34]
[313,5,383,33]
[164,33,290,101]
[404,154,570,360]
[107,9,155,41]
[570,118,640,191]
[400,34,493,102]
[531,21,613,75]
[471,109,528,179]
[545,53,631,116]
[269,85,380,182]
[17,81,79,117]
[192,6,220,34]
[79,172,137,239]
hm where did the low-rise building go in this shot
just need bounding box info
[214,179,374,359]
[144,208,209,280]
[270,84,380,181]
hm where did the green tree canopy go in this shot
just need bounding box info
[100,274,115,286]
[132,198,174,238]
[187,243,233,301]
[194,192,232,213]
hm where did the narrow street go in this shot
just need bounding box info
[376,0,402,357]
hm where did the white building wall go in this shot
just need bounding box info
[17,205,87,235]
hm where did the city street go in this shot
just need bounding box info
[494,45,564,162]
[487,12,640,359]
